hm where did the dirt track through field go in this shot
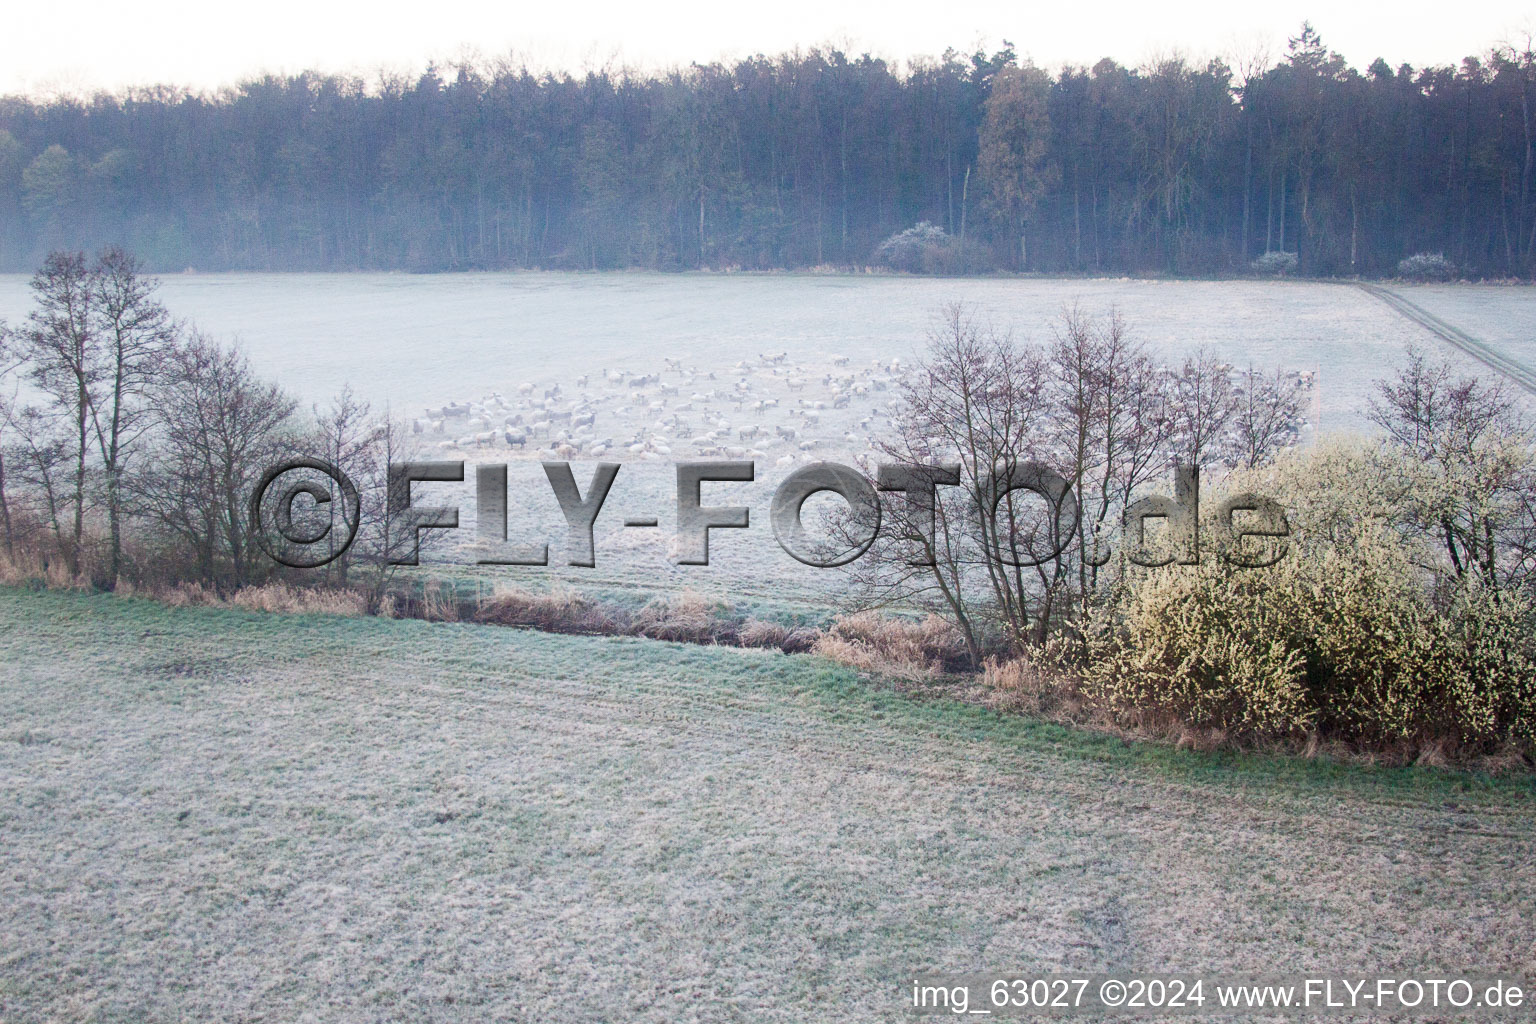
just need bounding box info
[1356,282,1536,394]
[0,590,1532,1022]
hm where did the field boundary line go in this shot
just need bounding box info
[1355,281,1536,394]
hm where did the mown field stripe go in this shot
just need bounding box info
[1356,282,1536,394]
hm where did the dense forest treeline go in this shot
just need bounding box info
[1,24,1534,277]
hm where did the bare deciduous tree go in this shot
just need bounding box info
[311,388,443,607]
[14,247,173,584]
[22,252,96,576]
[89,246,175,584]
[1168,346,1235,472]
[1230,364,1306,469]
[1369,348,1535,587]
[0,320,19,557]
[843,303,1060,661]
[132,332,298,589]
[847,304,1318,657]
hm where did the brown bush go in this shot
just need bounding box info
[474,585,618,633]
[630,591,736,644]
[228,582,367,616]
[812,611,970,679]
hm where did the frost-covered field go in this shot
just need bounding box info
[3,272,1523,431]
[0,588,1532,1022]
[10,272,1530,598]
[1399,284,1536,368]
[3,273,1530,597]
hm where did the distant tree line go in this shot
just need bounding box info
[1,25,1534,277]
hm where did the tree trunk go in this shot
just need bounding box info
[1073,187,1082,268]
[1350,187,1359,273]
[1278,166,1288,252]
[959,165,970,243]
[0,449,12,558]
[1241,119,1253,261]
[71,381,86,578]
[107,469,122,586]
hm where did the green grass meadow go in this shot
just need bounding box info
[1,587,1532,1021]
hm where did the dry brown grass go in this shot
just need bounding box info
[0,549,90,590]
[473,585,618,633]
[811,611,969,680]
[737,619,821,654]
[152,581,367,616]
[418,580,461,622]
[629,590,735,644]
[228,583,368,616]
[979,654,1080,716]
[737,618,792,649]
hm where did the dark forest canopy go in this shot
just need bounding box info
[1,25,1534,277]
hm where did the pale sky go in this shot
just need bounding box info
[2,0,1532,96]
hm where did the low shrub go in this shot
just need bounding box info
[1076,526,1536,753]
[630,591,736,644]
[872,222,991,274]
[474,584,618,633]
[1397,252,1456,281]
[1250,251,1299,276]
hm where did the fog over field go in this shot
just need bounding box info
[9,273,1529,594]
[1,273,1520,428]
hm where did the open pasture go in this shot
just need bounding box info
[0,588,1531,1021]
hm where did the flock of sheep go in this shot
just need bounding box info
[412,352,904,465]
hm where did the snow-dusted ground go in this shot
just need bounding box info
[2,589,1532,1022]
[3,272,1520,433]
[5,273,1529,594]
[1398,283,1536,368]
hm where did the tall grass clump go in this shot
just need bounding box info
[812,611,971,680]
